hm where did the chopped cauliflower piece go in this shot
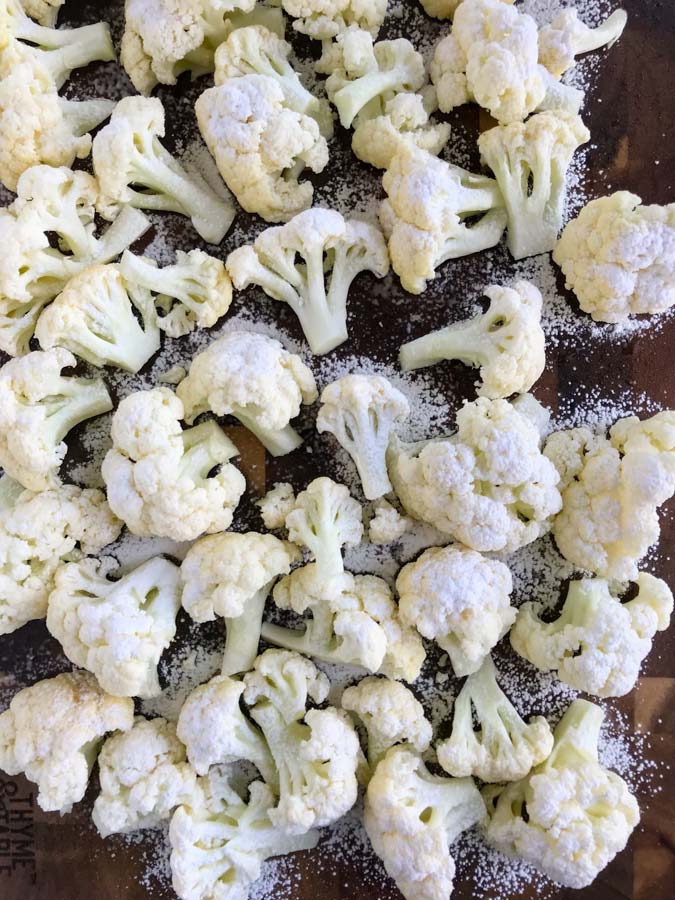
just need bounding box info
[227,208,389,355]
[388,395,562,553]
[484,698,640,888]
[419,0,481,18]
[368,498,412,544]
[553,192,675,323]
[539,8,627,78]
[511,573,673,697]
[0,475,121,635]
[180,531,297,675]
[47,556,182,699]
[380,145,506,294]
[0,348,112,492]
[256,482,296,529]
[437,655,553,782]
[177,331,317,456]
[400,281,546,399]
[281,0,387,40]
[93,717,197,837]
[23,0,65,26]
[0,670,133,813]
[396,545,515,677]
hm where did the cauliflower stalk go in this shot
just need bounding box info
[46,556,182,699]
[180,532,297,676]
[227,208,389,356]
[177,331,318,457]
[316,374,410,499]
[93,96,234,244]
[539,8,628,78]
[400,281,546,399]
[364,746,485,900]
[0,348,112,492]
[484,698,640,888]
[511,573,673,698]
[281,0,387,40]
[437,655,554,783]
[0,670,133,814]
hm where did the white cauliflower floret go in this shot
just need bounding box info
[539,8,628,78]
[388,395,562,553]
[544,412,675,580]
[119,249,232,338]
[397,545,515,677]
[281,0,387,40]
[484,699,640,888]
[437,655,553,783]
[35,263,160,373]
[400,281,546,399]
[368,498,412,544]
[227,208,389,355]
[419,0,480,19]
[285,477,363,574]
[93,95,234,244]
[46,556,182,699]
[176,675,276,783]
[101,388,246,541]
[262,563,426,681]
[93,717,197,837]
[553,192,675,323]
[317,375,409,499]
[180,532,297,676]
[256,482,296,529]
[243,650,360,834]
[196,75,328,224]
[0,670,133,813]
[364,746,485,900]
[511,573,673,698]
[0,348,112,491]
[342,676,432,774]
[0,475,121,635]
[169,767,318,900]
[478,110,590,260]
[352,90,450,170]
[176,331,318,457]
[380,145,506,295]
[0,165,150,357]
[23,0,65,26]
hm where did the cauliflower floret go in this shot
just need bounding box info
[352,90,450,170]
[281,0,387,40]
[539,8,627,78]
[368,498,412,545]
[317,375,409,499]
[484,698,640,888]
[0,670,133,814]
[243,650,360,834]
[176,331,318,457]
[553,192,675,323]
[544,412,675,580]
[23,0,65,26]
[342,676,432,775]
[196,74,328,224]
[380,145,506,295]
[388,395,562,553]
[170,767,318,900]
[46,556,182,699]
[262,563,426,681]
[35,264,160,373]
[397,545,515,677]
[478,110,590,259]
[437,655,553,783]
[180,531,297,675]
[400,281,546,399]
[93,95,234,244]
[0,475,121,635]
[418,0,463,19]
[256,482,296,529]
[227,208,389,355]
[0,348,112,492]
[364,746,485,900]
[285,477,363,574]
[511,573,673,698]
[102,388,245,542]
[93,717,197,837]
[119,249,232,338]
[176,674,276,783]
